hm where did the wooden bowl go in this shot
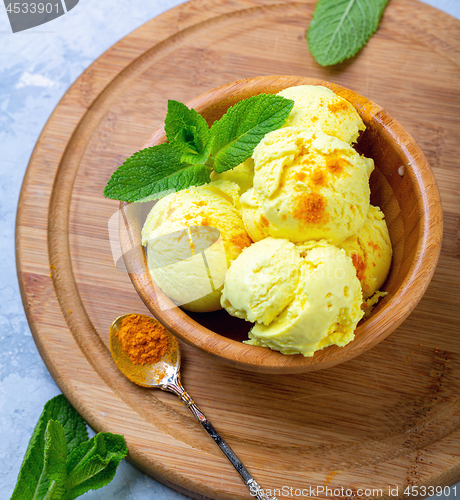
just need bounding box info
[120,75,442,374]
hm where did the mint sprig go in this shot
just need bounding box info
[11,395,127,500]
[307,0,389,67]
[104,94,294,202]
[11,395,87,499]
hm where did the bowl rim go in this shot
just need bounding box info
[121,75,443,374]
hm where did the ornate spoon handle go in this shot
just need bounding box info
[163,375,278,500]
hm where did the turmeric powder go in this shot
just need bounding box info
[117,314,168,365]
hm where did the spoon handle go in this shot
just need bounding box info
[163,375,278,500]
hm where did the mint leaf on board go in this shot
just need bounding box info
[104,143,212,202]
[164,99,212,164]
[11,395,88,500]
[307,0,389,67]
[61,433,128,500]
[209,94,294,173]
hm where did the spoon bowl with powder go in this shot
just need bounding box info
[109,313,277,500]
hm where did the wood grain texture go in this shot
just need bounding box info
[15,0,460,498]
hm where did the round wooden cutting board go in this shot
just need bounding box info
[16,0,460,499]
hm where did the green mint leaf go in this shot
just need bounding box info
[42,421,67,500]
[139,162,211,199]
[11,395,88,500]
[209,94,294,173]
[307,0,389,66]
[179,138,214,166]
[44,421,67,483]
[164,100,211,159]
[104,143,211,202]
[61,433,127,499]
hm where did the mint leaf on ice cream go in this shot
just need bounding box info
[164,99,213,164]
[104,143,212,202]
[210,94,294,173]
[103,93,294,202]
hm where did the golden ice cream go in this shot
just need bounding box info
[140,84,392,358]
[240,127,374,244]
[221,237,302,325]
[210,158,254,196]
[339,205,392,299]
[222,239,364,357]
[141,181,252,312]
[278,85,365,144]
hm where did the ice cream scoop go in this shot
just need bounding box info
[339,205,392,299]
[222,239,364,357]
[240,127,374,245]
[210,158,254,195]
[221,237,302,325]
[142,181,252,312]
[277,85,365,144]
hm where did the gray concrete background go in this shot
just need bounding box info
[0,0,458,498]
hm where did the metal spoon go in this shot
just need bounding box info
[109,313,277,500]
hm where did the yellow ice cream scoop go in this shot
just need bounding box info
[222,239,363,357]
[221,237,302,325]
[246,241,364,357]
[210,158,254,196]
[338,205,392,299]
[141,181,252,313]
[278,85,365,144]
[240,127,374,245]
